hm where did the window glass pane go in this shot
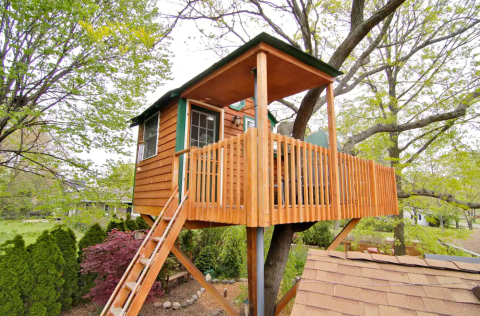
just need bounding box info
[192,111,199,126]
[190,126,198,142]
[143,113,158,158]
[199,114,207,128]
[207,117,214,130]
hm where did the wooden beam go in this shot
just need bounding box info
[326,218,361,251]
[134,205,163,216]
[256,51,270,227]
[140,214,154,227]
[171,245,239,316]
[257,43,335,83]
[183,221,234,230]
[326,83,341,220]
[274,281,300,316]
[246,227,257,316]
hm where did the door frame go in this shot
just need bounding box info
[183,99,225,203]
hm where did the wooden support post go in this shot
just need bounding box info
[326,218,361,251]
[369,160,378,216]
[246,227,257,316]
[140,214,154,227]
[274,281,300,316]
[171,245,239,316]
[256,51,270,227]
[326,83,341,220]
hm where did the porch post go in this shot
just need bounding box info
[326,83,341,219]
[255,51,269,316]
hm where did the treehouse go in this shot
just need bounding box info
[102,33,399,316]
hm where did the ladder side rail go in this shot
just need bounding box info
[121,191,190,314]
[101,186,179,316]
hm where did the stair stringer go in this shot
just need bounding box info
[125,204,187,315]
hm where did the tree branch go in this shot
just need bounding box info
[398,189,480,209]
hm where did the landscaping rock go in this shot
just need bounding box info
[192,294,198,301]
[172,302,181,310]
[153,302,162,308]
[163,302,172,309]
[295,276,301,281]
[211,279,220,284]
[221,279,230,284]
[181,301,188,308]
[186,299,194,306]
[206,273,212,282]
[200,287,206,293]
[237,278,248,282]
[210,309,223,316]
[229,279,235,284]
[197,290,202,297]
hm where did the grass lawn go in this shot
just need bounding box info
[0,220,84,245]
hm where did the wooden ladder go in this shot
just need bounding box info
[101,187,188,316]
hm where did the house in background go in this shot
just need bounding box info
[67,186,133,218]
[404,209,430,226]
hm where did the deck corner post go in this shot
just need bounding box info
[326,83,341,220]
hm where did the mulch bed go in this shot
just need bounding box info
[62,278,291,316]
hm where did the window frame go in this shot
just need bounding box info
[243,115,256,132]
[143,112,159,160]
[189,105,220,148]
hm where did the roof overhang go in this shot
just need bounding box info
[131,33,343,127]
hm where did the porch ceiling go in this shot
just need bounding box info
[181,43,336,107]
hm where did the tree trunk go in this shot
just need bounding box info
[456,221,459,229]
[263,223,313,316]
[469,220,473,230]
[334,220,340,233]
[393,210,406,256]
[439,215,444,232]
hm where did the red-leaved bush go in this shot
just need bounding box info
[81,229,163,304]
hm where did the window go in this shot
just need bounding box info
[418,214,422,220]
[244,116,256,131]
[190,109,216,148]
[143,113,159,159]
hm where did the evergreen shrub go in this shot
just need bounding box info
[0,235,33,316]
[51,226,79,310]
[135,216,150,230]
[299,221,334,247]
[26,231,65,316]
[194,245,217,273]
[125,213,139,231]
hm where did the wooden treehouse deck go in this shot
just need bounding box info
[174,127,398,228]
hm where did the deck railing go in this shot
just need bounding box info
[183,128,398,227]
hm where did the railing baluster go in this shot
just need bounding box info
[313,145,320,221]
[236,135,241,223]
[302,142,309,222]
[296,140,302,223]
[283,136,290,224]
[269,132,275,225]
[307,143,314,222]
[289,138,296,224]
[276,133,283,224]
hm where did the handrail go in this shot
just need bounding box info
[174,146,197,157]
[100,186,179,316]
[120,190,189,314]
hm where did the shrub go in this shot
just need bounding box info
[81,230,163,304]
[125,213,139,231]
[76,224,107,304]
[26,231,65,316]
[106,218,126,233]
[217,227,243,278]
[51,226,79,310]
[78,224,107,255]
[0,235,33,316]
[135,216,150,230]
[194,245,217,273]
[299,221,334,247]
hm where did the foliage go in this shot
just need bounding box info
[404,225,472,256]
[125,213,139,231]
[135,216,150,230]
[106,218,127,233]
[0,235,33,316]
[0,0,171,179]
[77,223,107,304]
[51,226,79,311]
[298,221,334,247]
[81,230,162,304]
[279,243,308,310]
[217,227,244,279]
[179,229,196,255]
[78,224,107,256]
[26,231,65,316]
[194,245,217,273]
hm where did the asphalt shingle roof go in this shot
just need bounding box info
[293,249,480,316]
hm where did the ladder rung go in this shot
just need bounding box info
[125,282,138,292]
[152,237,162,242]
[110,308,123,316]
[139,258,150,265]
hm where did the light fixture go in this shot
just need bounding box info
[207,116,215,121]
[232,115,241,127]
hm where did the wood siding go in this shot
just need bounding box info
[133,100,178,210]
